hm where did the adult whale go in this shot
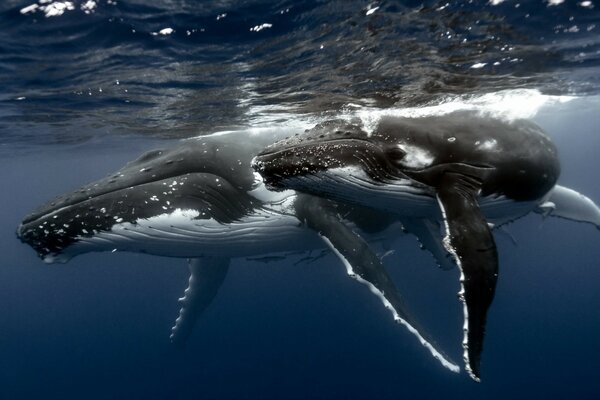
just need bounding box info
[253,111,600,381]
[17,127,460,373]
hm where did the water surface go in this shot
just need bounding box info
[1,1,600,399]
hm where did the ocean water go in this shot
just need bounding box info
[1,1,600,399]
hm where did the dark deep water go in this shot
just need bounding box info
[1,1,600,399]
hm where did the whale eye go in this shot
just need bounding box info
[384,145,406,165]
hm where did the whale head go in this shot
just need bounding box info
[17,139,260,262]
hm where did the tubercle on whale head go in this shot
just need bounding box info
[16,221,62,261]
[16,226,72,264]
[250,145,343,190]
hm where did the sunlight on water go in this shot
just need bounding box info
[336,89,577,133]
[240,89,581,137]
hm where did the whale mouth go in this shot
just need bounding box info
[17,169,260,260]
[17,171,200,259]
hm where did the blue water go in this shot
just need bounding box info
[2,1,600,399]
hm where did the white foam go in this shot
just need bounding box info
[20,0,100,17]
[41,1,74,17]
[191,125,304,141]
[342,89,575,133]
[81,0,96,14]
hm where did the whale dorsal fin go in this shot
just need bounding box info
[294,194,460,374]
[170,257,230,346]
[537,185,600,229]
[435,167,498,382]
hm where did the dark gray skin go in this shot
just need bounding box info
[253,111,561,381]
[18,135,265,258]
[16,128,460,370]
[254,113,559,201]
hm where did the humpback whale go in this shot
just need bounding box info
[16,128,459,373]
[253,111,600,381]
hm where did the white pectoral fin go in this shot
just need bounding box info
[293,193,460,373]
[170,257,230,346]
[538,185,600,229]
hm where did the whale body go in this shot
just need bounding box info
[17,127,460,373]
[253,111,600,381]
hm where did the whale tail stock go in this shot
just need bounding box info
[537,185,600,230]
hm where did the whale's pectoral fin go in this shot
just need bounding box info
[294,194,460,373]
[537,185,600,229]
[170,257,230,346]
[401,218,455,270]
[436,170,498,382]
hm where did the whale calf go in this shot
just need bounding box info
[17,127,460,373]
[253,111,600,381]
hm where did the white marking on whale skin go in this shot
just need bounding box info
[476,139,498,151]
[53,206,324,261]
[20,4,39,14]
[319,235,460,374]
[43,199,410,264]
[396,143,435,169]
[249,23,272,32]
[248,172,296,208]
[365,6,379,15]
[470,63,487,69]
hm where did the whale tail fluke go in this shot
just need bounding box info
[537,185,600,230]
